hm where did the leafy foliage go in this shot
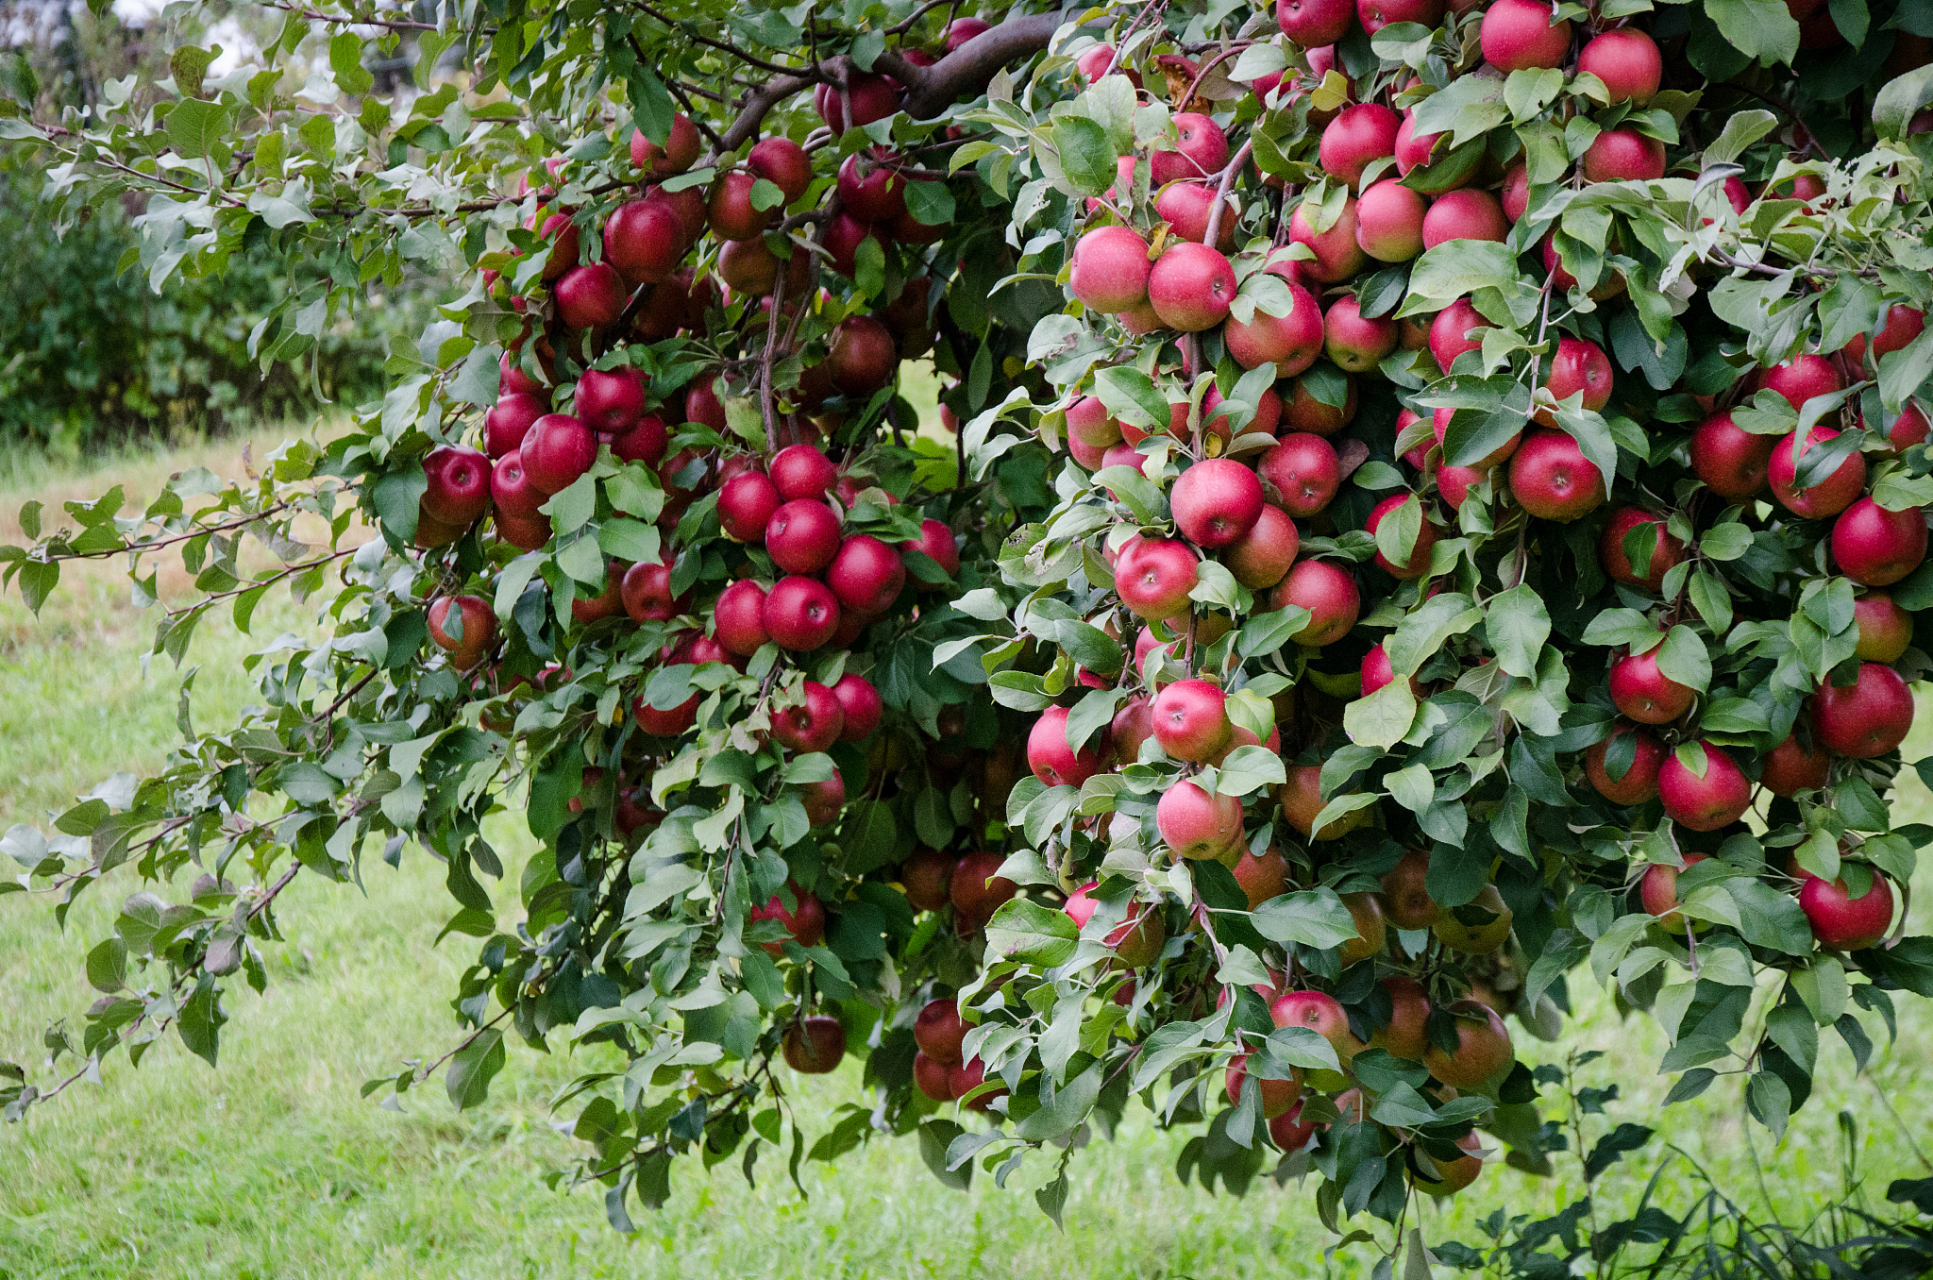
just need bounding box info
[1,0,1932,1256]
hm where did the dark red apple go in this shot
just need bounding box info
[554,262,626,330]
[763,576,841,650]
[485,392,546,459]
[521,414,597,494]
[1609,648,1695,724]
[1799,872,1895,949]
[1272,558,1359,644]
[1508,430,1605,521]
[1657,742,1752,830]
[1769,426,1866,518]
[773,681,845,753]
[1581,128,1667,182]
[1760,733,1830,794]
[1366,493,1439,578]
[422,445,492,527]
[713,580,769,656]
[1152,678,1233,762]
[765,500,843,575]
[1691,411,1775,501]
[603,199,685,286]
[1813,663,1914,757]
[1421,188,1509,248]
[575,367,647,435]
[827,534,907,616]
[428,595,496,670]
[1599,507,1684,591]
[1585,725,1665,804]
[1832,497,1927,585]
[1429,299,1492,373]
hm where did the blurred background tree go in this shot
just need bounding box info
[0,0,431,449]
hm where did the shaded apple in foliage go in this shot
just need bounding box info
[1027,705,1107,787]
[554,262,627,330]
[1323,295,1397,372]
[1854,592,1912,662]
[1421,189,1509,248]
[1432,882,1513,953]
[1581,128,1666,182]
[1273,558,1359,645]
[1639,853,1709,930]
[620,561,686,623]
[950,851,1017,922]
[781,1015,847,1074]
[1422,999,1513,1087]
[751,882,825,955]
[1064,881,1166,967]
[1585,725,1665,804]
[428,596,496,670]
[1599,507,1684,591]
[630,114,701,175]
[1429,298,1492,373]
[1319,104,1401,190]
[485,392,546,459]
[1365,494,1438,578]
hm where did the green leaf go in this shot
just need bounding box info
[1387,592,1484,675]
[1015,1062,1102,1141]
[164,99,232,160]
[177,974,226,1068]
[1486,584,1550,678]
[1704,0,1800,65]
[1654,625,1712,693]
[446,1027,506,1110]
[984,898,1078,966]
[1093,366,1169,430]
[329,31,375,96]
[1400,241,1518,315]
[1874,65,1933,140]
[1052,117,1118,196]
[1344,680,1417,751]
[1251,888,1360,949]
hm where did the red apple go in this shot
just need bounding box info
[1540,337,1614,420]
[772,681,845,753]
[746,136,811,202]
[751,880,826,954]
[1150,113,1230,186]
[1277,0,1355,45]
[621,561,687,623]
[1064,881,1166,966]
[1609,648,1695,724]
[1422,1000,1513,1087]
[763,576,841,650]
[1225,279,1325,376]
[1171,459,1265,548]
[764,500,843,575]
[1832,497,1927,585]
[1115,535,1200,621]
[521,414,597,494]
[422,445,492,527]
[1366,493,1439,578]
[1320,104,1401,190]
[950,851,1017,922]
[902,848,958,913]
[1585,725,1666,804]
[602,199,684,287]
[1288,196,1368,283]
[827,534,907,616]
[1578,28,1662,103]
[1799,872,1895,950]
[1762,354,1844,410]
[1769,426,1866,518]
[1658,741,1752,830]
[1421,188,1509,248]
[1691,411,1775,501]
[1813,663,1914,757]
[836,148,907,223]
[770,445,837,501]
[714,579,769,656]
[1226,504,1300,588]
[1640,853,1709,928]
[1761,733,1830,795]
[1361,640,1421,698]
[1582,128,1667,183]
[1225,1051,1303,1118]
[1599,507,1684,591]
[554,262,626,330]
[718,472,782,543]
[485,393,547,459]
[828,674,882,742]
[1273,559,1359,644]
[1323,295,1397,373]
[1508,430,1605,521]
[1259,433,1342,517]
[630,114,701,175]
[1480,0,1572,71]
[1355,178,1429,262]
[1282,377,1353,437]
[1854,592,1913,662]
[1429,298,1492,373]
[1070,226,1153,314]
[1155,181,1238,250]
[1270,989,1363,1081]
[1380,848,1438,928]
[1149,242,1238,332]
[1157,779,1245,860]
[781,1016,847,1074]
[914,999,968,1066]
[1152,678,1234,762]
[428,595,496,670]
[1501,163,1530,221]
[901,518,960,579]
[1371,975,1432,1060]
[814,74,898,133]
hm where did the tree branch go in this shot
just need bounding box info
[879,9,1069,119]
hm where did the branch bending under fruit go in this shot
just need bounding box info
[710,8,1068,157]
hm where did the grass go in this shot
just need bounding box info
[1,432,1931,1279]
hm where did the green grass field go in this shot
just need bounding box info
[1,432,1929,1279]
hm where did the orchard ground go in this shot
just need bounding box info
[0,424,1929,1279]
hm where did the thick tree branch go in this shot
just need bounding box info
[879,9,1069,119]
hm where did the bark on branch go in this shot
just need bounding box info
[710,8,1069,157]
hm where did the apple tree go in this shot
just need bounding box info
[4,0,1933,1248]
